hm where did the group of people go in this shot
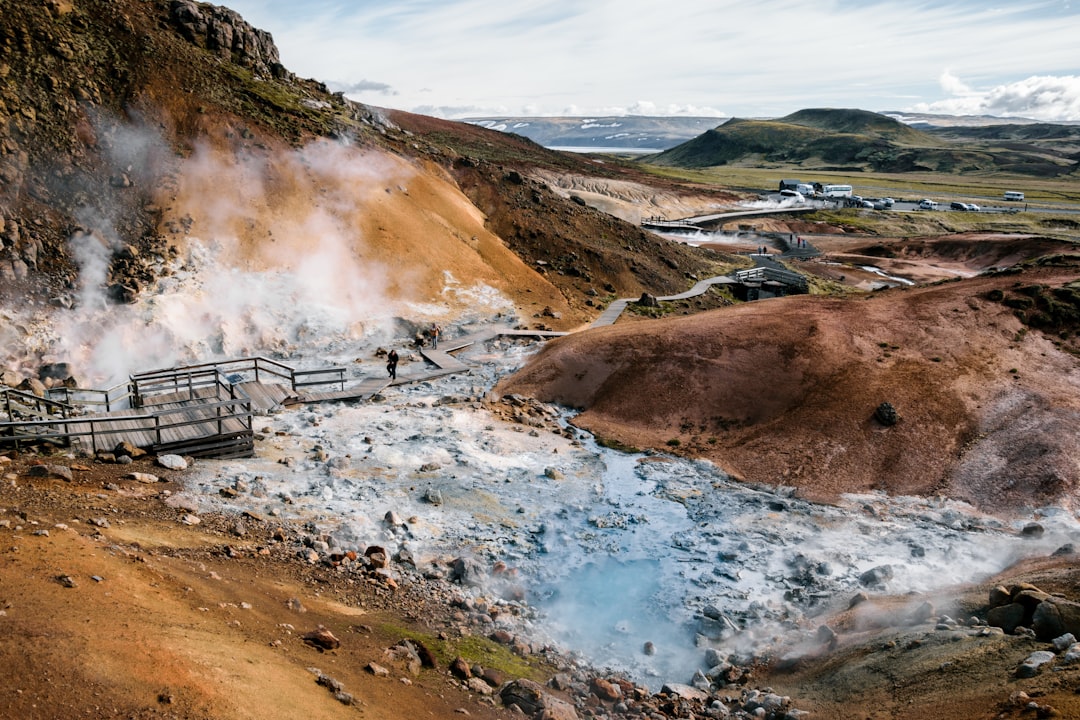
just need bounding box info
[386,323,443,380]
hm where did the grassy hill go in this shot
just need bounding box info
[646,108,1079,177]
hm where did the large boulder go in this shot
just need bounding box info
[500,679,579,719]
[1032,598,1080,640]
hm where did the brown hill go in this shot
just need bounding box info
[496,258,1080,512]
[0,0,732,332]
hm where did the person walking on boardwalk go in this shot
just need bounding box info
[386,349,399,380]
[431,324,441,349]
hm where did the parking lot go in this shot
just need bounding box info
[764,191,1049,215]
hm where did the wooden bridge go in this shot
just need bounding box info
[0,327,568,459]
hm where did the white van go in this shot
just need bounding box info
[918,199,939,210]
[795,183,815,197]
[822,184,853,198]
[1003,191,1025,201]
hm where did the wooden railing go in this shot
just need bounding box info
[0,385,254,456]
[130,356,345,407]
[45,380,133,413]
[2,356,344,456]
[734,266,809,291]
[1,386,73,421]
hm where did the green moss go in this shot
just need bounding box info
[379,624,543,680]
[596,436,641,453]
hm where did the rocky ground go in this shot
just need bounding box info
[8,438,1080,719]
[1,449,828,720]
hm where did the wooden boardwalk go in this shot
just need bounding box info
[0,325,600,458]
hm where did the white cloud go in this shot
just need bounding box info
[914,73,1080,121]
[221,1,1080,120]
[327,79,397,96]
[938,71,976,97]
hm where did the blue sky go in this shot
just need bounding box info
[222,0,1080,121]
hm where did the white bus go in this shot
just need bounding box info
[822,184,853,198]
[1003,191,1025,201]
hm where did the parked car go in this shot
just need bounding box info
[966,203,980,212]
[861,200,875,209]
[779,189,805,202]
[950,201,967,211]
[919,199,939,210]
[879,197,895,208]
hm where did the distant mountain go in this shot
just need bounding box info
[645,108,1079,177]
[882,111,1080,128]
[462,116,727,152]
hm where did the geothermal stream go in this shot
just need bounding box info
[176,336,1080,688]
[6,241,1080,690]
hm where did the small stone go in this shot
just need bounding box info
[1016,650,1055,678]
[366,662,390,677]
[859,565,893,588]
[303,626,341,651]
[1052,633,1076,652]
[1022,523,1045,538]
[181,514,201,525]
[449,656,472,680]
[849,591,869,608]
[874,401,900,426]
[156,454,188,471]
[126,472,160,484]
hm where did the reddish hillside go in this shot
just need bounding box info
[497,258,1080,511]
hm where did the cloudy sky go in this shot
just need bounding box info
[222,0,1080,121]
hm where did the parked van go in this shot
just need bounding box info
[795,183,815,197]
[919,199,939,210]
[1004,191,1025,201]
[822,184,853,198]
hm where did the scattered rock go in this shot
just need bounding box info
[1016,650,1056,678]
[27,464,72,481]
[366,662,390,677]
[302,626,341,651]
[500,679,579,719]
[449,656,472,680]
[1053,633,1077,651]
[155,454,188,471]
[858,565,893,588]
[637,292,659,308]
[126,472,161,484]
[874,401,900,426]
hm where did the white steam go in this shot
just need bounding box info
[13,123,468,384]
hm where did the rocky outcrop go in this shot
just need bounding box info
[987,582,1080,640]
[169,0,287,79]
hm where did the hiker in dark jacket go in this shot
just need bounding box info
[386,349,399,380]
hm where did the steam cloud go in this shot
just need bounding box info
[15,116,427,386]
